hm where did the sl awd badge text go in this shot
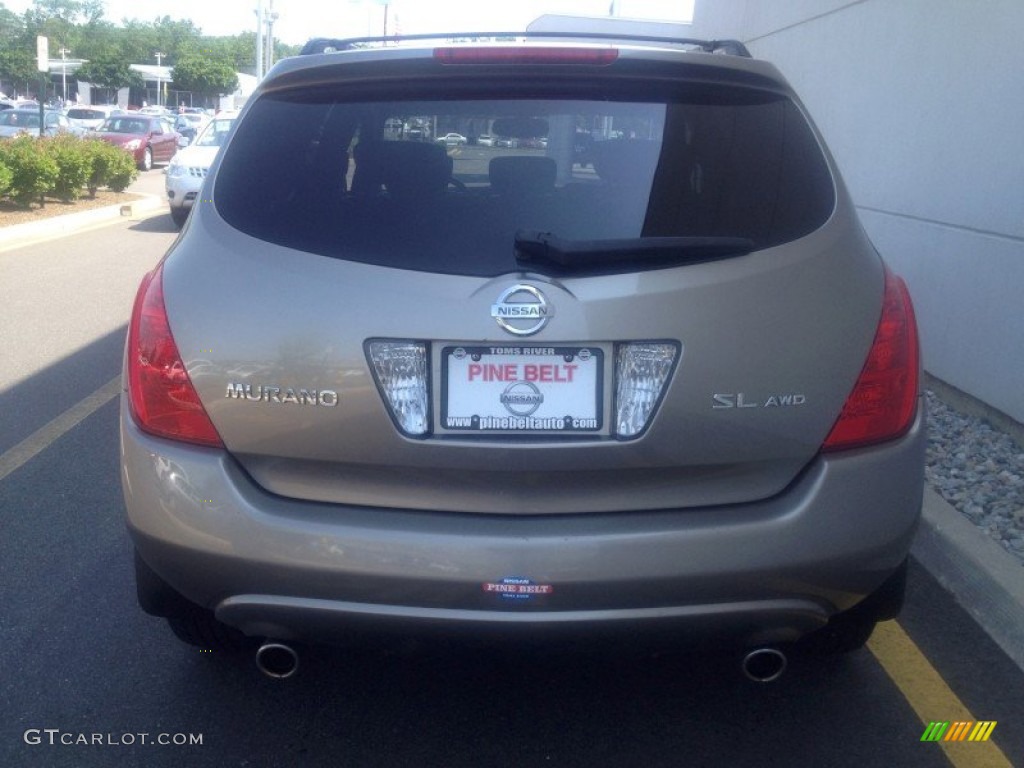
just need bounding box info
[713,393,807,409]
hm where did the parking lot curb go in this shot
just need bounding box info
[0,194,165,251]
[913,487,1024,671]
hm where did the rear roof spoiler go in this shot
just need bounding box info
[299,29,751,58]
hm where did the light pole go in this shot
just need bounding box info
[58,46,70,104]
[154,51,165,107]
[264,0,279,74]
[255,0,264,81]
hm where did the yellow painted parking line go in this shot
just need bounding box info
[868,620,1013,768]
[0,376,121,483]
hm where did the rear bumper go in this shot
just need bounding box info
[121,395,925,647]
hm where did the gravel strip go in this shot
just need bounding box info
[926,390,1024,564]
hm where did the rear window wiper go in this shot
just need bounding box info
[514,231,754,271]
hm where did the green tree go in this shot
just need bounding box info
[68,20,116,63]
[75,52,143,90]
[0,2,26,41]
[19,0,117,94]
[151,15,202,62]
[171,55,237,98]
[115,19,158,64]
[204,32,256,75]
[201,32,296,77]
[25,0,104,51]
[26,0,104,26]
[0,4,34,95]
[2,1,279,101]
[0,40,38,96]
[117,15,202,66]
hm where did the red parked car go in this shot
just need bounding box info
[91,115,179,170]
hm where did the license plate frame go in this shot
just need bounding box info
[441,345,604,435]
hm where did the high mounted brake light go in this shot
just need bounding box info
[823,266,919,452]
[434,47,619,66]
[127,264,223,448]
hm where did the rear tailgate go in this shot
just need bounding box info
[164,218,881,515]
[164,51,883,514]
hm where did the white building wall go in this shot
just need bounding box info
[688,0,1024,422]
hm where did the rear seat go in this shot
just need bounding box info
[488,156,557,197]
[351,140,453,200]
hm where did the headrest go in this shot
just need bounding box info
[489,156,557,196]
[590,140,662,185]
[353,140,453,199]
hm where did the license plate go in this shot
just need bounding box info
[442,345,603,433]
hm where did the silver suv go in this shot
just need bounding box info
[122,29,923,679]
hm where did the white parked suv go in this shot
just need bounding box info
[165,113,238,227]
[65,105,123,131]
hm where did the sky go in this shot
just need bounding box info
[2,0,695,46]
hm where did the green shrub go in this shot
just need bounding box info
[0,157,12,199]
[0,134,140,205]
[81,140,108,197]
[43,134,93,202]
[102,142,138,192]
[83,139,138,195]
[0,136,59,207]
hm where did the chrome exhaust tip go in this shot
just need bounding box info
[255,642,299,679]
[741,647,787,682]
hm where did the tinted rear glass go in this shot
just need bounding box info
[194,118,236,147]
[100,117,151,133]
[0,111,40,127]
[67,109,104,119]
[216,85,834,276]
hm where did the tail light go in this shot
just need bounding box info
[126,264,223,447]
[366,341,430,437]
[823,266,919,452]
[615,343,679,438]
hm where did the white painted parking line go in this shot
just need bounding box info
[0,376,121,483]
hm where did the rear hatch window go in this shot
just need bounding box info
[216,80,834,277]
[67,109,105,120]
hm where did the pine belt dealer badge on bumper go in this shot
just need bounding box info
[483,577,554,600]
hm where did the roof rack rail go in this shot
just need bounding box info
[299,31,751,58]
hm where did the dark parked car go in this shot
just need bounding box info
[91,114,179,170]
[123,26,923,681]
